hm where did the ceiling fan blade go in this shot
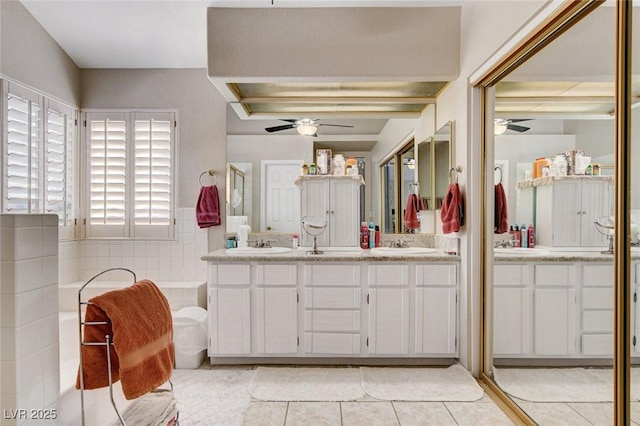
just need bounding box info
[507,124,530,132]
[279,119,299,123]
[265,124,295,133]
[508,119,531,123]
[316,124,354,128]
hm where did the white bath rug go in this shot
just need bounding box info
[248,367,365,401]
[493,367,614,402]
[360,364,484,401]
[171,368,255,425]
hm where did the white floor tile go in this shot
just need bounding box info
[286,402,341,426]
[567,402,615,426]
[393,401,457,426]
[445,401,515,426]
[243,401,287,426]
[517,402,592,426]
[341,401,399,426]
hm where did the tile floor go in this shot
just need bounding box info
[199,362,516,425]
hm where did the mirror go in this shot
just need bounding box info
[417,121,453,211]
[225,162,253,233]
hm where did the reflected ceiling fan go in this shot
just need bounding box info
[265,118,353,137]
[494,118,531,135]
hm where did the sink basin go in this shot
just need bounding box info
[226,247,292,255]
[494,247,549,256]
[370,247,437,256]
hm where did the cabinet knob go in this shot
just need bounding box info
[331,210,335,214]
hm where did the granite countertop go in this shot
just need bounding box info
[493,248,640,262]
[201,248,461,262]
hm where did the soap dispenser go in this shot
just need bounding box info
[237,221,251,248]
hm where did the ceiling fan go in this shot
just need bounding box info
[494,118,531,135]
[265,118,354,137]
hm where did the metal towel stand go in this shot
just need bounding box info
[77,268,178,425]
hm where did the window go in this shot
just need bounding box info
[2,81,77,239]
[84,111,176,240]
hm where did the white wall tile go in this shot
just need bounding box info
[14,215,43,228]
[121,243,134,258]
[41,256,57,287]
[171,245,183,258]
[13,258,42,294]
[109,244,122,258]
[16,380,44,415]
[41,285,58,318]
[96,244,109,258]
[41,226,58,257]
[82,243,97,257]
[14,227,42,261]
[1,328,16,361]
[1,360,17,392]
[14,289,42,328]
[16,351,42,395]
[42,215,58,227]
[1,227,15,261]
[40,315,58,348]
[145,244,159,258]
[43,371,59,407]
[15,321,42,359]
[1,261,16,295]
[157,243,171,257]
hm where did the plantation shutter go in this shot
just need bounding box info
[45,100,76,239]
[85,112,127,238]
[4,82,42,213]
[132,112,174,239]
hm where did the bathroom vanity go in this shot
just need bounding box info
[201,249,459,361]
[493,250,640,360]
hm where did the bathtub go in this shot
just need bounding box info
[58,312,131,426]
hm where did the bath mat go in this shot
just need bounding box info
[493,367,617,402]
[171,368,254,425]
[248,367,365,401]
[360,364,484,401]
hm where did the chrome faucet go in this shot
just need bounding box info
[248,239,275,248]
[494,239,514,248]
[388,239,409,248]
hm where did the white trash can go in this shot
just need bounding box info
[172,306,208,369]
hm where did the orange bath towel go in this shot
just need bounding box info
[76,279,175,400]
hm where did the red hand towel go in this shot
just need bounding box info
[404,194,420,230]
[196,185,220,228]
[441,183,464,234]
[495,183,509,234]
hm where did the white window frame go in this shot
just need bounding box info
[1,80,78,240]
[82,109,177,241]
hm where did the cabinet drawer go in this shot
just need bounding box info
[304,264,360,286]
[494,264,526,286]
[304,288,361,309]
[304,332,361,354]
[416,264,457,286]
[583,264,613,287]
[368,264,409,286]
[534,264,573,286]
[582,334,613,356]
[209,264,250,285]
[256,264,297,286]
[582,311,613,333]
[304,310,360,332]
[582,288,613,310]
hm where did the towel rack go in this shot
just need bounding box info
[199,169,218,186]
[494,166,503,184]
[409,182,420,194]
[77,268,178,426]
[449,166,462,184]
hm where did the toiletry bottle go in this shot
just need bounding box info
[513,224,521,247]
[375,226,381,247]
[528,224,535,248]
[361,222,369,249]
[508,225,516,243]
[368,222,376,249]
[237,223,251,248]
[520,224,528,248]
[292,234,299,249]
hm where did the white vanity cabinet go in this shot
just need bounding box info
[415,264,458,355]
[494,264,532,356]
[580,263,613,356]
[208,264,251,355]
[367,264,411,354]
[299,176,361,247]
[255,264,298,354]
[536,177,612,247]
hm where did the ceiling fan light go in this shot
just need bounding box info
[297,124,317,136]
[494,121,507,135]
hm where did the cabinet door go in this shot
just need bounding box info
[208,288,250,355]
[551,180,582,247]
[580,180,612,247]
[415,287,456,355]
[256,288,298,354]
[368,288,410,354]
[534,288,576,355]
[329,178,360,247]
[494,287,531,355]
[300,179,330,247]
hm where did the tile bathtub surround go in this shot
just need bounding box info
[0,214,60,425]
[74,208,208,284]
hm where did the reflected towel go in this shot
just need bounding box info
[404,194,421,230]
[495,183,509,234]
[76,280,174,400]
[197,185,221,228]
[441,183,464,234]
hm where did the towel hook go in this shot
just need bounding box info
[449,167,458,184]
[199,169,218,186]
[494,166,503,184]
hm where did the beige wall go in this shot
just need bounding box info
[0,1,81,106]
[81,68,228,249]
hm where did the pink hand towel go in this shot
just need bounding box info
[196,185,220,228]
[441,183,464,234]
[404,194,421,230]
[494,183,509,234]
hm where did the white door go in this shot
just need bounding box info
[415,287,457,355]
[256,287,298,354]
[209,288,251,355]
[261,160,301,232]
[368,288,410,354]
[330,178,361,247]
[534,288,576,355]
